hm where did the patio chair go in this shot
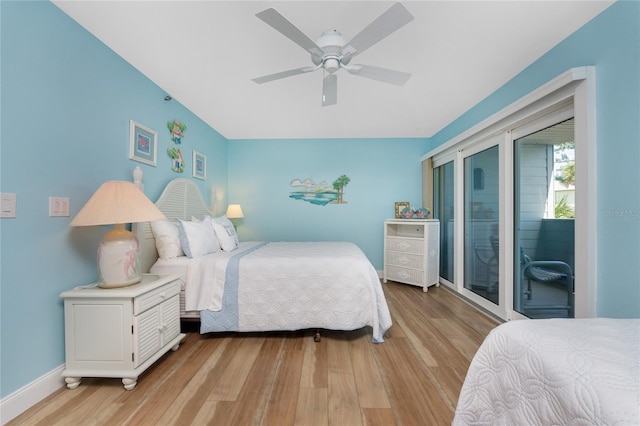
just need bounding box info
[487,236,574,316]
[521,247,574,316]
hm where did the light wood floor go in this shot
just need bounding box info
[9,282,499,426]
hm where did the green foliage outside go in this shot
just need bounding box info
[556,162,575,187]
[555,196,575,218]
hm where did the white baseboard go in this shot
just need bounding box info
[1,365,66,425]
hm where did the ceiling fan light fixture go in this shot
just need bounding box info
[324,57,340,74]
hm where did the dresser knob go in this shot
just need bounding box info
[160,292,166,298]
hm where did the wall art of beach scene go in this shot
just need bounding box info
[290,175,350,206]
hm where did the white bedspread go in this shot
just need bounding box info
[152,241,392,342]
[453,318,640,426]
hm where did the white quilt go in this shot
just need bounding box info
[152,241,393,342]
[453,318,640,426]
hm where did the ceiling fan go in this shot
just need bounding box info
[251,2,414,107]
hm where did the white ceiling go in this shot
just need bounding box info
[52,1,613,140]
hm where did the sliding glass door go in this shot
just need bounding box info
[514,119,575,318]
[464,146,500,305]
[433,161,454,283]
[425,71,594,321]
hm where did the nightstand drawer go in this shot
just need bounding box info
[385,251,424,269]
[386,238,424,254]
[134,280,180,315]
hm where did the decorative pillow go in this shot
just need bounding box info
[150,219,184,259]
[177,219,220,258]
[211,215,239,252]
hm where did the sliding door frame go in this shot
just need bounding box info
[424,67,597,320]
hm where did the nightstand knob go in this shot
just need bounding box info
[160,292,166,298]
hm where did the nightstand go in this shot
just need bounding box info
[60,274,185,390]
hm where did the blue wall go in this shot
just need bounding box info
[0,1,227,398]
[227,138,426,269]
[429,0,640,318]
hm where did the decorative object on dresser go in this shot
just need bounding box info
[383,219,440,292]
[225,204,244,229]
[60,274,185,391]
[394,201,410,219]
[70,181,166,288]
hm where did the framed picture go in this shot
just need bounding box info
[192,150,206,180]
[129,120,157,166]
[395,201,410,218]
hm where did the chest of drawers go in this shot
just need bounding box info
[383,219,440,292]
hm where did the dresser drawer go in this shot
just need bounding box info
[385,250,424,269]
[385,266,424,287]
[134,280,180,315]
[386,237,424,254]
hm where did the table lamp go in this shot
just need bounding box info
[70,181,166,288]
[226,204,244,228]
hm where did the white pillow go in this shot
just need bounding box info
[211,215,239,252]
[150,219,184,259]
[177,219,220,258]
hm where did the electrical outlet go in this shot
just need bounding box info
[1,193,17,218]
[49,197,70,217]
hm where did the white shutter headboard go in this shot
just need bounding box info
[133,171,213,274]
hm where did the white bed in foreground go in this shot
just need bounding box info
[453,318,640,425]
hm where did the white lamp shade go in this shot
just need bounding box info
[71,181,166,288]
[71,181,166,226]
[226,204,244,219]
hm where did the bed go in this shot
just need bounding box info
[453,318,640,425]
[132,174,392,342]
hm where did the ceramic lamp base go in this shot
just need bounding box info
[97,224,141,288]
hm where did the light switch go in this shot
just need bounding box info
[1,193,17,218]
[49,197,70,217]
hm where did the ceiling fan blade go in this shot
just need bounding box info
[322,74,337,107]
[346,64,411,86]
[252,67,317,84]
[256,8,324,57]
[340,2,414,63]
